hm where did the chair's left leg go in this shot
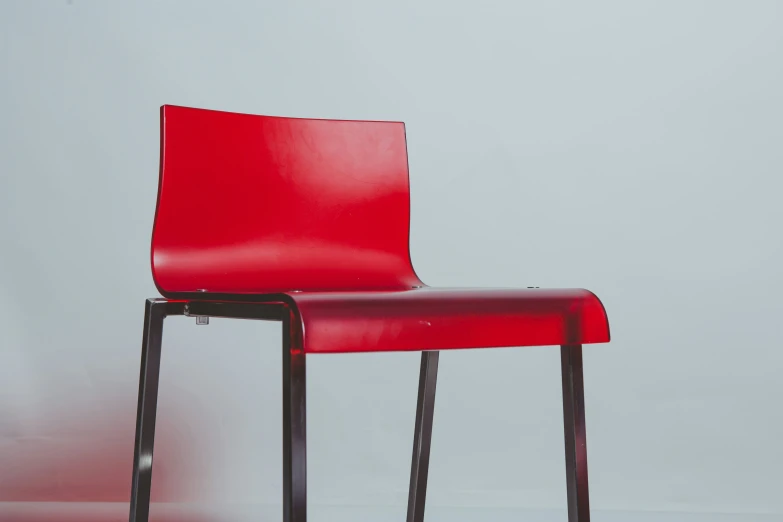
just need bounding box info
[129,300,167,522]
[406,351,439,522]
[560,344,590,522]
[283,314,307,522]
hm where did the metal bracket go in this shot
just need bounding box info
[183,303,210,325]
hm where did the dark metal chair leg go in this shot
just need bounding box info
[407,351,439,522]
[129,300,167,522]
[283,314,307,522]
[561,344,590,522]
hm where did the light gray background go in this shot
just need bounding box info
[1,1,782,521]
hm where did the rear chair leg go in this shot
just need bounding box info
[283,314,307,522]
[407,351,439,522]
[560,344,590,522]
[129,300,166,522]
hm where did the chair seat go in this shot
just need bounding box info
[228,287,609,354]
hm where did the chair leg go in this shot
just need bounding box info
[560,344,590,522]
[129,300,167,522]
[283,315,307,522]
[406,351,439,522]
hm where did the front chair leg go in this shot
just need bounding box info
[129,300,167,522]
[283,314,307,522]
[560,344,590,522]
[407,351,439,522]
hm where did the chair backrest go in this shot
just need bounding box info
[151,105,423,295]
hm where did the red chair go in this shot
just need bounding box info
[129,105,610,522]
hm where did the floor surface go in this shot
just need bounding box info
[0,503,780,522]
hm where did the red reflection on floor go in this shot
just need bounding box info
[0,400,199,503]
[0,503,214,522]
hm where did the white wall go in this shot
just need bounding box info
[1,0,782,520]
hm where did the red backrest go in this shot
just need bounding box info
[152,105,423,295]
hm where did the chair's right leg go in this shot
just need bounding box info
[283,313,307,522]
[560,344,590,522]
[129,299,168,522]
[406,351,440,522]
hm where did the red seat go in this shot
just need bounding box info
[262,287,608,354]
[129,105,610,522]
[151,105,609,353]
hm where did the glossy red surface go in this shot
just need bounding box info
[154,105,420,294]
[152,105,610,353]
[287,288,608,354]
